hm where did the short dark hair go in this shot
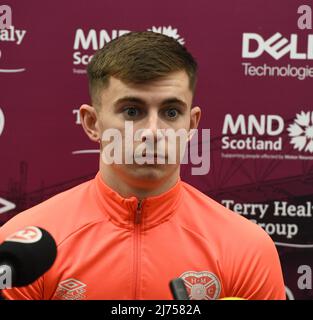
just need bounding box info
[87,31,198,106]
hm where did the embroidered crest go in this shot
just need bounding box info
[180,271,221,300]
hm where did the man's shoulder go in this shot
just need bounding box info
[180,181,271,243]
[180,180,237,219]
[0,178,105,245]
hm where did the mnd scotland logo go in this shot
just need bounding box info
[221,110,313,160]
[72,25,185,70]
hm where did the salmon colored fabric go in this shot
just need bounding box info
[0,172,286,300]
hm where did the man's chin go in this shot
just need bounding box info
[112,162,179,182]
[129,163,179,184]
[130,165,165,180]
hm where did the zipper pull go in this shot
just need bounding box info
[135,200,143,224]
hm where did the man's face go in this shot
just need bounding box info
[95,70,199,186]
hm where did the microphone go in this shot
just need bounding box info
[169,278,190,300]
[0,226,57,288]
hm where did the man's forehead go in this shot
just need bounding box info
[100,71,192,105]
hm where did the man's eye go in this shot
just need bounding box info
[123,107,140,117]
[165,108,179,119]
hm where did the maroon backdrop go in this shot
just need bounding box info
[1,0,312,299]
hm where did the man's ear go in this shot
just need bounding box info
[188,106,201,141]
[80,104,101,143]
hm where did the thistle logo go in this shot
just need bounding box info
[242,33,313,60]
[288,111,313,153]
[148,26,185,45]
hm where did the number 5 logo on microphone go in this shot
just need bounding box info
[6,226,43,244]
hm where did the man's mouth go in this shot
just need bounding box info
[145,152,166,158]
[134,152,167,160]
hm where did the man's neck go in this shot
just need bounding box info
[99,165,180,199]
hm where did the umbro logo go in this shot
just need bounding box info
[55,278,87,300]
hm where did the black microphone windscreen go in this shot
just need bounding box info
[0,226,57,287]
[170,278,190,300]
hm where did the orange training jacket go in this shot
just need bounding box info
[0,172,286,300]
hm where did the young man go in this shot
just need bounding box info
[0,31,285,300]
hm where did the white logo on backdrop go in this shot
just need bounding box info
[0,22,27,72]
[242,33,313,60]
[0,108,4,136]
[288,111,313,153]
[0,198,16,215]
[148,26,185,45]
[73,25,186,68]
[0,108,16,216]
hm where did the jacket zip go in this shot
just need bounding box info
[135,200,143,225]
[133,199,143,299]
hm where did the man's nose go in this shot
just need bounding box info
[141,111,164,142]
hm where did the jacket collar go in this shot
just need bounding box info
[93,172,182,230]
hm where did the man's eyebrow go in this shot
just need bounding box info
[113,96,146,107]
[161,98,188,109]
[113,96,188,109]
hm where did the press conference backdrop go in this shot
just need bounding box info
[0,0,312,300]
